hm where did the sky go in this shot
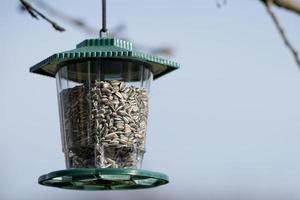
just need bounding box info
[1,0,300,199]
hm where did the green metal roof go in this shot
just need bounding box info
[30,37,180,79]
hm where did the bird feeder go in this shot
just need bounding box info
[30,37,179,190]
[29,0,179,190]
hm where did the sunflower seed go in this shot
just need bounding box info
[60,80,148,169]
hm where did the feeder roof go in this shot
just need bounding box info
[30,37,180,79]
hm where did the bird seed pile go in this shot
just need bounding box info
[60,80,148,168]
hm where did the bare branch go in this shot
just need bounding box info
[273,0,300,15]
[31,0,97,35]
[216,0,227,8]
[20,2,38,19]
[20,0,65,32]
[262,0,300,67]
[150,47,174,56]
[18,1,175,57]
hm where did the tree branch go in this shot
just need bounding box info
[31,0,97,35]
[273,0,300,15]
[263,0,300,67]
[20,0,65,31]
[19,1,174,57]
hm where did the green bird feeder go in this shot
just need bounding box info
[30,0,179,190]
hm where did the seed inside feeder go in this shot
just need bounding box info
[60,80,148,168]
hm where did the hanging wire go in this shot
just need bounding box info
[100,0,108,37]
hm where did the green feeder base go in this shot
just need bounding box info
[38,168,169,190]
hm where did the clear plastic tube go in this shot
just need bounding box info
[55,59,152,169]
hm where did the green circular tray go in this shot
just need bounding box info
[38,168,169,190]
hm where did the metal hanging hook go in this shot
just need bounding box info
[100,0,109,37]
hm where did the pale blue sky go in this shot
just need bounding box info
[1,0,300,199]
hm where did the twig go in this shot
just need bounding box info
[264,0,300,67]
[20,0,65,31]
[216,0,227,8]
[31,0,97,35]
